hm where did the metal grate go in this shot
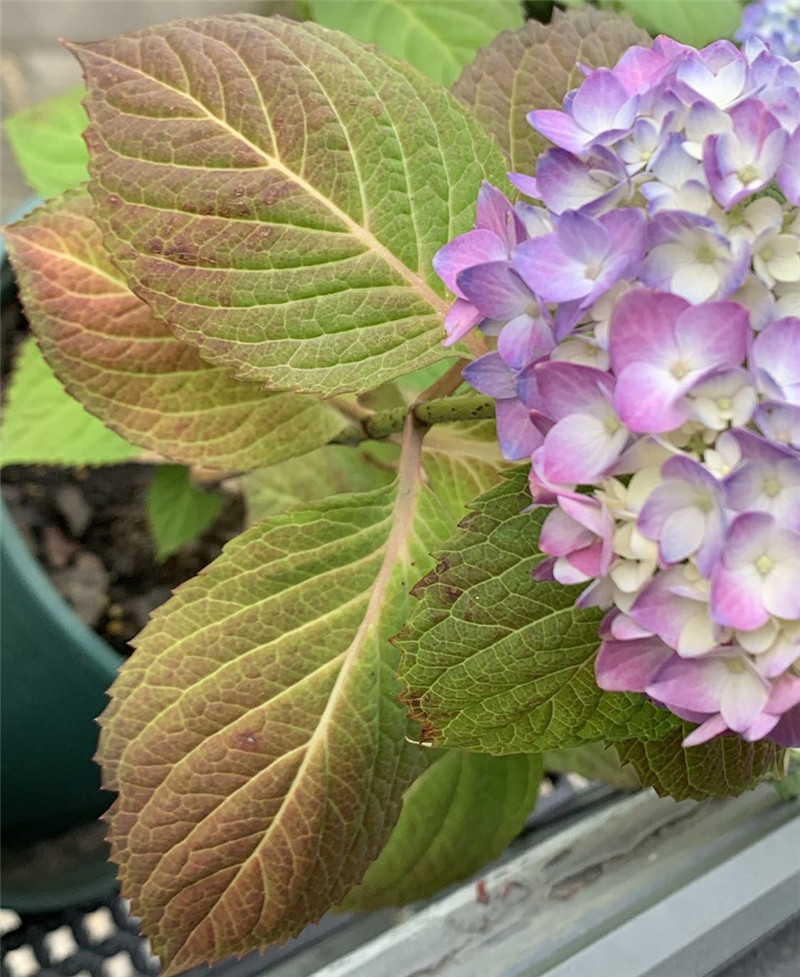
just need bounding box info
[1,898,158,977]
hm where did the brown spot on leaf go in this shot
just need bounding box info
[232,730,259,751]
[410,568,438,599]
[418,724,436,746]
[261,182,294,206]
[443,585,463,604]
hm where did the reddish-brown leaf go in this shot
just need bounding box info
[67,15,507,395]
[4,190,345,470]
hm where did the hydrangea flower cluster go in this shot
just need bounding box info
[434,35,800,748]
[737,0,800,61]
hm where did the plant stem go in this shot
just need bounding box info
[331,393,494,443]
[414,358,469,404]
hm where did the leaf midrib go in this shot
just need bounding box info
[155,419,428,963]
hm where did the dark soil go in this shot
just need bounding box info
[1,278,246,656]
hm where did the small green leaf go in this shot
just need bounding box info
[395,359,461,402]
[343,750,542,910]
[773,754,800,801]
[0,337,140,467]
[453,7,650,172]
[68,15,508,396]
[397,469,678,753]
[544,743,641,791]
[241,443,399,524]
[615,0,741,46]
[309,0,524,87]
[5,191,345,471]
[615,725,785,802]
[146,465,222,561]
[4,87,89,198]
[422,419,505,522]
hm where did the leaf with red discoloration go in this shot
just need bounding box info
[67,14,507,395]
[4,190,345,471]
[97,416,489,974]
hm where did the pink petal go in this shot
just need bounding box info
[571,69,632,132]
[443,300,483,346]
[595,637,673,692]
[766,674,800,714]
[659,507,706,564]
[742,713,780,741]
[498,315,554,370]
[764,561,800,619]
[719,667,770,732]
[711,564,769,629]
[614,362,691,433]
[475,182,526,247]
[457,262,533,320]
[433,230,507,296]
[682,713,729,746]
[535,361,614,420]
[539,506,595,556]
[514,236,588,303]
[608,289,687,374]
[527,110,587,153]
[542,414,628,483]
[646,656,727,713]
[674,301,750,371]
[495,399,541,461]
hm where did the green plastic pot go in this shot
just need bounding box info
[1,205,121,910]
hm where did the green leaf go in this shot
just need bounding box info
[240,418,502,527]
[0,337,140,467]
[241,443,399,524]
[773,754,800,801]
[146,465,222,560]
[395,358,461,402]
[68,15,508,396]
[453,6,650,172]
[615,725,785,802]
[4,86,89,198]
[615,0,741,46]
[4,190,345,471]
[309,0,524,88]
[421,419,505,522]
[397,469,679,754]
[342,750,542,910]
[98,419,480,974]
[544,743,641,791]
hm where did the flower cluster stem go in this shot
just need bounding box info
[332,394,494,443]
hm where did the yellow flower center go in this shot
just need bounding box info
[756,554,774,575]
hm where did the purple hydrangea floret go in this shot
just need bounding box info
[434,32,800,748]
[736,0,800,62]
